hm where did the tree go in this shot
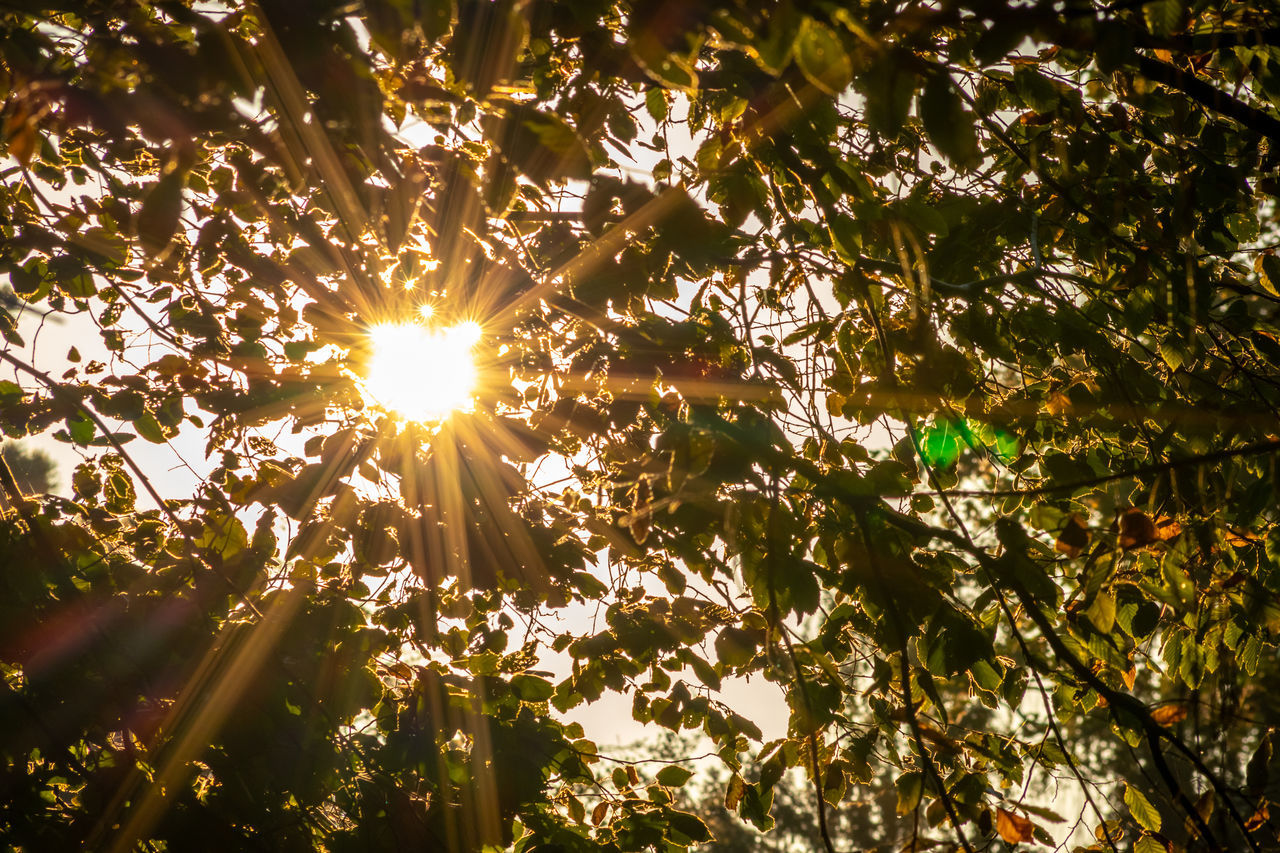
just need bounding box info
[1,440,55,492]
[2,0,1280,850]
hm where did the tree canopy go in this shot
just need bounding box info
[2,0,1280,850]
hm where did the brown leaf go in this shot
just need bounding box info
[1193,791,1214,824]
[1119,508,1159,549]
[591,801,609,826]
[5,119,36,166]
[1225,528,1259,547]
[1045,390,1072,416]
[1151,704,1188,726]
[1245,801,1269,832]
[1154,516,1181,541]
[996,807,1036,844]
[1055,513,1090,558]
[724,774,746,811]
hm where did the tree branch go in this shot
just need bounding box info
[933,438,1280,499]
[1133,53,1280,142]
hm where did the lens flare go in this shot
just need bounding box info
[364,321,481,421]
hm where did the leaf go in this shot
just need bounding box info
[1150,703,1187,726]
[68,414,95,446]
[1055,514,1090,558]
[1125,783,1162,833]
[656,765,694,787]
[794,18,853,96]
[194,510,248,559]
[1134,834,1171,853]
[828,213,861,264]
[666,810,710,842]
[591,801,608,825]
[0,310,22,347]
[1193,790,1215,824]
[629,478,651,544]
[1256,254,1280,296]
[1246,732,1272,792]
[511,674,554,701]
[496,108,593,183]
[1245,801,1270,832]
[5,113,37,165]
[1085,591,1116,634]
[419,0,455,42]
[136,170,185,257]
[919,73,978,166]
[629,34,698,92]
[895,771,923,815]
[1142,0,1185,37]
[1118,508,1159,549]
[714,626,759,668]
[995,807,1035,843]
[724,774,746,811]
[645,87,668,123]
[134,412,167,444]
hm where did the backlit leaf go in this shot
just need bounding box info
[996,807,1035,844]
[1125,783,1162,833]
[794,18,853,96]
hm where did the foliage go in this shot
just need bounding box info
[1,440,56,494]
[2,0,1280,851]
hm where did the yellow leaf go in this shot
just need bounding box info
[1045,390,1072,416]
[996,807,1035,844]
[1151,703,1188,726]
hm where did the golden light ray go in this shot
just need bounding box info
[449,419,550,594]
[93,434,373,851]
[97,587,307,853]
[393,427,504,849]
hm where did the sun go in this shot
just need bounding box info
[363,320,483,421]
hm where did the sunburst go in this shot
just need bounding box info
[363,319,483,422]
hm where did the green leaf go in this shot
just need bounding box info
[629,34,698,92]
[0,310,23,346]
[656,765,694,787]
[134,412,167,444]
[895,771,923,814]
[136,170,185,257]
[1135,833,1171,853]
[919,73,978,166]
[794,18,853,97]
[714,626,758,668]
[1124,783,1162,832]
[1142,0,1185,37]
[828,212,861,264]
[1085,591,1116,634]
[419,0,455,42]
[666,810,710,842]
[68,414,95,446]
[511,674,554,701]
[645,87,668,122]
[195,510,248,558]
